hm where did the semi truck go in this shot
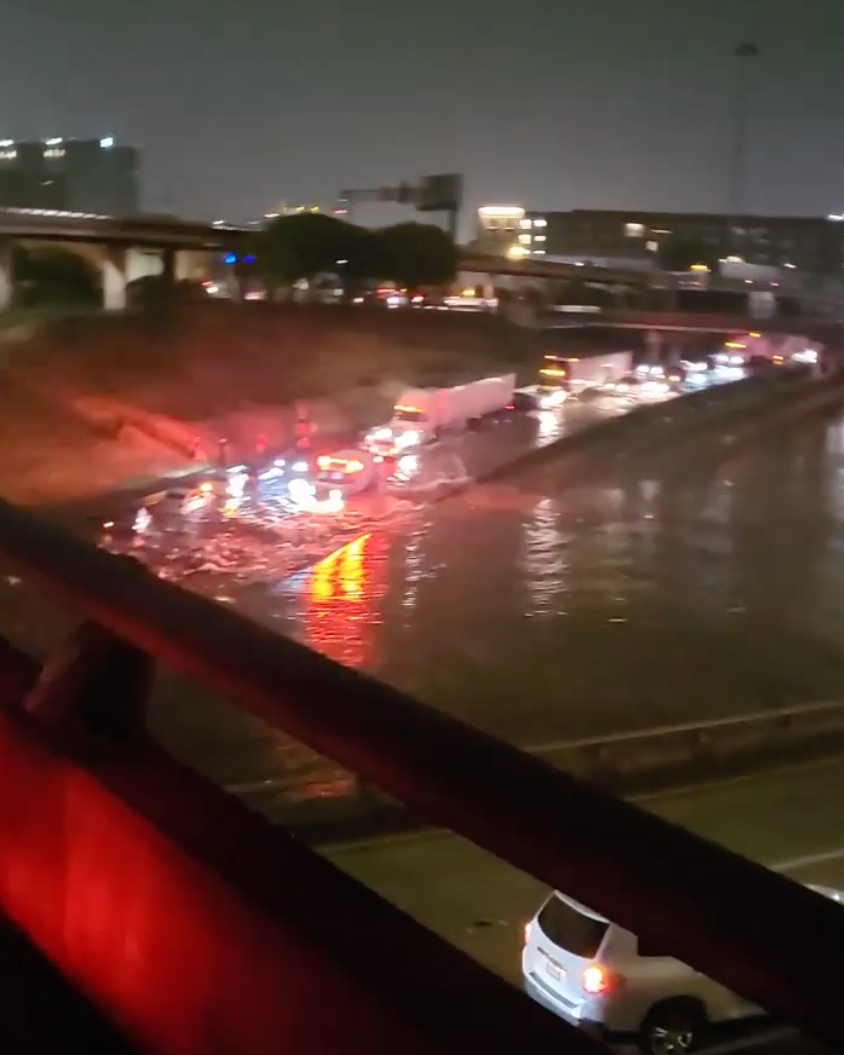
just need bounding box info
[363,374,516,457]
[715,332,820,369]
[536,350,633,406]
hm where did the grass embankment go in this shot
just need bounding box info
[0,303,537,504]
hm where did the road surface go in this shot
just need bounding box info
[325,758,844,1055]
[0,370,838,810]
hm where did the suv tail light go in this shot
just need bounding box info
[582,964,623,995]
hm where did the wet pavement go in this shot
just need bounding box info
[0,369,840,812]
[326,759,844,1055]
[148,388,844,807]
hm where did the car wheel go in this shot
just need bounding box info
[640,1001,705,1055]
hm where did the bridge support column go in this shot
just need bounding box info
[0,240,15,312]
[161,247,176,286]
[125,248,164,285]
[101,247,127,311]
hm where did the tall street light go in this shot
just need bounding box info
[728,42,760,253]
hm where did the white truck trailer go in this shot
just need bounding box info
[536,350,633,406]
[716,332,821,368]
[363,374,516,456]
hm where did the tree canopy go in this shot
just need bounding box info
[251,213,358,285]
[368,222,457,289]
[15,246,100,307]
[250,214,456,291]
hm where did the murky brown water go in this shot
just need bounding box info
[2,399,844,814]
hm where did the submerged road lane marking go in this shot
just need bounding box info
[774,847,844,874]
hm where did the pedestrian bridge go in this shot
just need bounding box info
[0,496,838,1053]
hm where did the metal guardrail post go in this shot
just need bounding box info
[23,620,152,740]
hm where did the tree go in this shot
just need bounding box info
[15,246,99,307]
[658,237,719,274]
[251,213,361,288]
[370,222,456,289]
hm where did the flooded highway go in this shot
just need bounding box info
[233,403,844,744]
[1,374,842,816]
[132,392,844,808]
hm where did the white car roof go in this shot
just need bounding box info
[552,891,609,924]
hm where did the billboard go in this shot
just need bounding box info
[416,173,463,213]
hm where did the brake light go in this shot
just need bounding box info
[582,964,615,995]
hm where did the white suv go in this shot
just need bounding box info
[522,885,843,1054]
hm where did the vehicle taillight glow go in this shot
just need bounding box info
[524,921,532,944]
[582,965,613,995]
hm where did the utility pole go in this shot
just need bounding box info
[728,42,759,255]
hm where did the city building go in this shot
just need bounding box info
[0,138,139,216]
[263,203,326,220]
[475,205,844,276]
[474,205,530,257]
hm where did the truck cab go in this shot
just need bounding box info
[364,391,435,458]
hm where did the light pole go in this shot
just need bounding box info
[728,42,759,253]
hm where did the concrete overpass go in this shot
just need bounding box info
[457,249,652,285]
[541,309,844,344]
[0,208,246,311]
[0,208,837,321]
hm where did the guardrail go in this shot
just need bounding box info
[0,498,844,1050]
[531,700,844,792]
[277,698,844,843]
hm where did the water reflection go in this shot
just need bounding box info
[520,496,566,618]
[304,531,388,669]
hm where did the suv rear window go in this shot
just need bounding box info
[537,896,609,958]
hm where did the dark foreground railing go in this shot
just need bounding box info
[0,496,841,1053]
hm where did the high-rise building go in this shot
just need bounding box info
[0,138,139,216]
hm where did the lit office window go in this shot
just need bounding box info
[518,234,531,244]
[533,218,547,228]
[625,222,645,237]
[0,149,17,160]
[534,235,546,242]
[519,219,532,229]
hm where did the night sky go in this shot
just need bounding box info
[2,0,843,228]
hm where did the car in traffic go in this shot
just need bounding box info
[523,884,844,1054]
[314,449,377,497]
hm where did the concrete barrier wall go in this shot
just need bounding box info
[530,702,844,795]
[287,701,844,845]
[436,367,829,502]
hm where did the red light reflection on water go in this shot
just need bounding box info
[305,531,386,669]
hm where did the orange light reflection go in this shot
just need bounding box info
[305,533,383,669]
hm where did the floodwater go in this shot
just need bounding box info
[2,391,844,817]
[153,400,844,808]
